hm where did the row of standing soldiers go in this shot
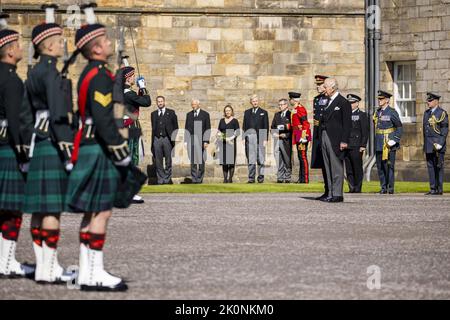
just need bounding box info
[0,4,147,291]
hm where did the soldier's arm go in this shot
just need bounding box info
[360,112,369,147]
[438,111,448,146]
[125,90,151,108]
[4,76,26,160]
[45,71,74,162]
[19,81,35,155]
[389,110,403,143]
[299,107,311,139]
[90,73,129,162]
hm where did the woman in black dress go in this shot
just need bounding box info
[217,105,240,183]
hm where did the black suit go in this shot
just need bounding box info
[344,109,369,193]
[185,109,211,183]
[320,93,352,198]
[151,108,178,184]
[243,107,269,182]
[271,110,292,182]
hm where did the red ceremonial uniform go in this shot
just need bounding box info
[291,104,311,183]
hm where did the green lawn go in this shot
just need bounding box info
[141,181,449,194]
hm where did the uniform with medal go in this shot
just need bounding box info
[423,92,448,195]
[374,90,403,194]
[344,94,369,193]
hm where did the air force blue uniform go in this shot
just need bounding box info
[374,106,403,193]
[423,106,448,194]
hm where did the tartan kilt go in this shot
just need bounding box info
[67,144,148,213]
[23,139,69,214]
[66,144,120,213]
[0,145,25,211]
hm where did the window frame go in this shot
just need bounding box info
[393,61,417,123]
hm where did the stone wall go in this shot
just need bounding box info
[379,0,450,168]
[4,1,366,182]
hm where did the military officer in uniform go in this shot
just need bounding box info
[20,4,73,284]
[271,99,292,183]
[66,3,133,291]
[374,90,403,194]
[289,92,311,184]
[423,92,448,195]
[344,94,369,193]
[122,65,151,202]
[0,13,35,278]
[311,75,330,200]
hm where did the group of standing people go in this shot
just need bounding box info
[0,4,146,291]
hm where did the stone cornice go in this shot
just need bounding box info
[2,4,365,17]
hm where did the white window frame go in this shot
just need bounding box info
[393,61,417,123]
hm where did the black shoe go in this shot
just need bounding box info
[327,196,344,203]
[277,180,283,183]
[248,180,255,184]
[257,176,264,183]
[80,281,128,292]
[228,179,233,184]
[132,199,145,204]
[379,190,387,194]
[320,196,333,202]
[425,190,437,195]
[315,193,328,200]
[388,190,394,194]
[284,180,291,184]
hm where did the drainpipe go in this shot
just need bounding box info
[364,0,381,181]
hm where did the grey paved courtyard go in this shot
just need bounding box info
[1,193,450,300]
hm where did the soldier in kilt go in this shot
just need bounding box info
[20,5,74,284]
[66,3,146,292]
[0,13,36,278]
[122,65,151,203]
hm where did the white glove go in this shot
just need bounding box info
[136,76,146,89]
[277,125,285,130]
[65,162,74,172]
[387,140,396,147]
[434,143,443,151]
[114,155,131,167]
[300,138,308,144]
[19,162,30,173]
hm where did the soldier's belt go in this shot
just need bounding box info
[376,127,396,161]
[376,128,396,135]
[313,119,320,127]
[0,119,8,139]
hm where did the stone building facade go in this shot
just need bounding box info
[5,1,367,182]
[378,0,450,181]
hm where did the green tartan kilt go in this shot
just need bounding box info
[23,139,69,214]
[67,144,120,213]
[67,143,148,213]
[0,145,25,212]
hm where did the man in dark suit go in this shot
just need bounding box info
[271,99,292,183]
[151,96,178,185]
[423,92,448,195]
[243,95,269,183]
[185,99,211,184]
[319,78,352,202]
[344,94,369,193]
